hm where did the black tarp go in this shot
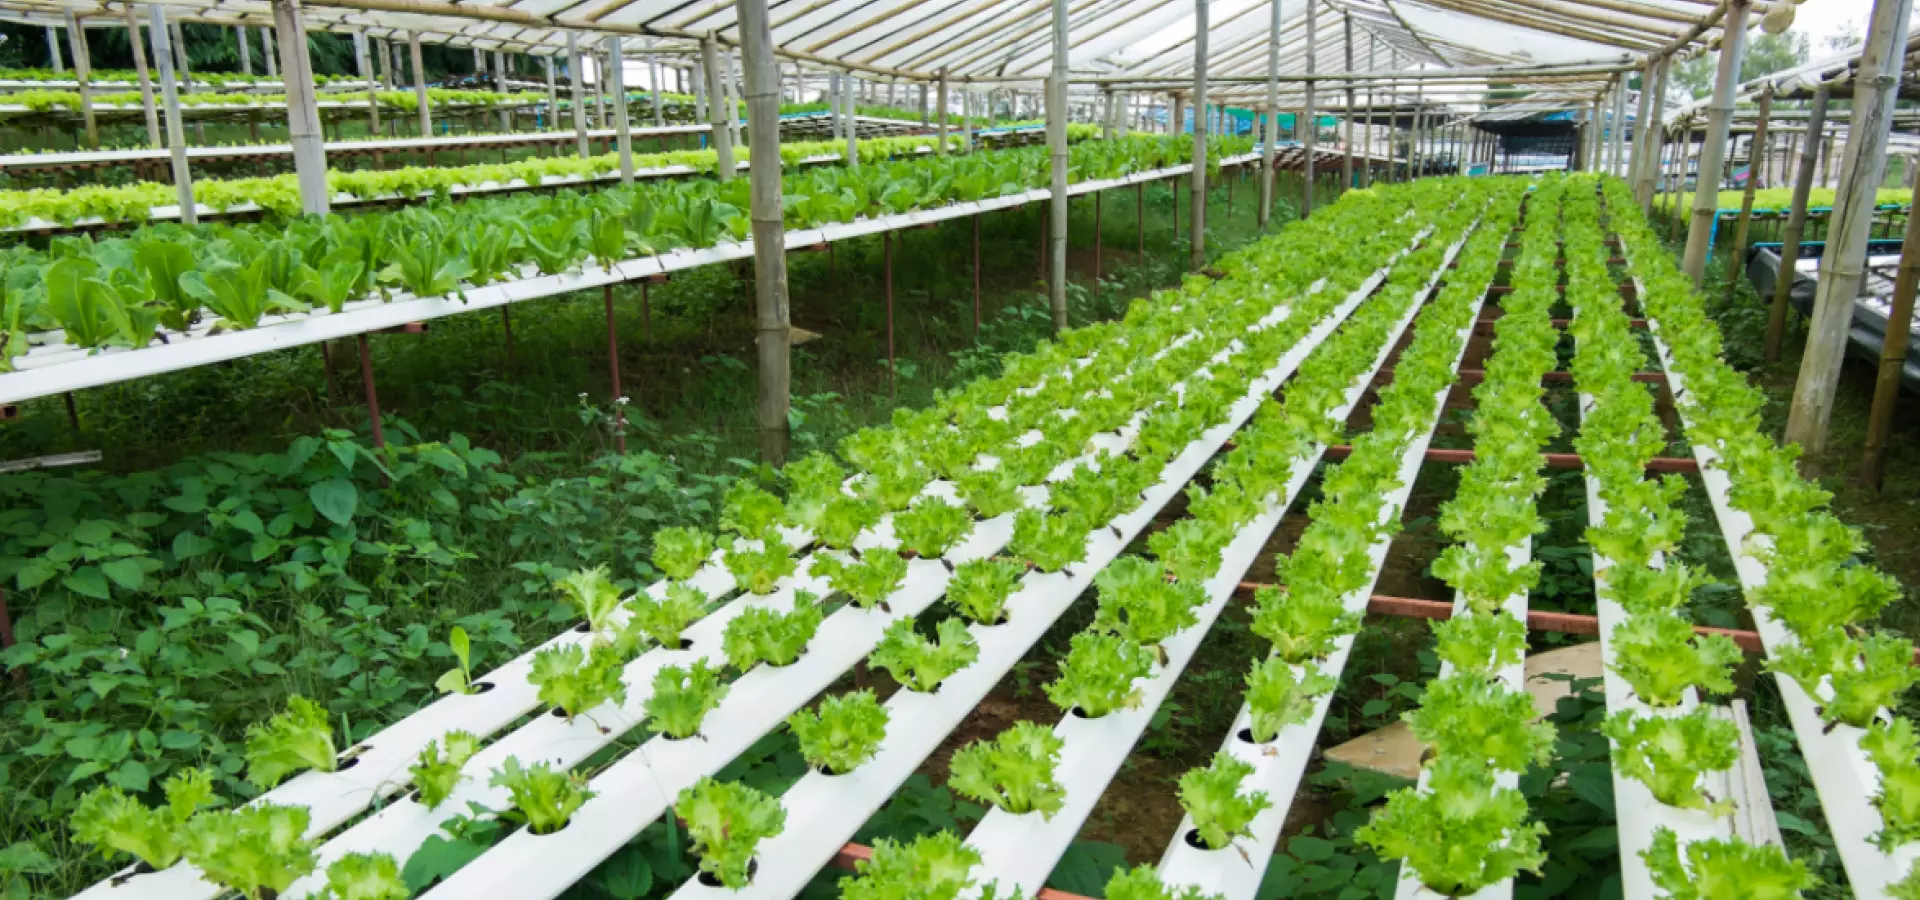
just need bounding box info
[1748,239,1920,392]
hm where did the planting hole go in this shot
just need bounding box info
[1183,829,1214,850]
[696,860,757,887]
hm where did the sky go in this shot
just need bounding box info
[1795,0,1874,53]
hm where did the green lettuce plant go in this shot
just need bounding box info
[410,730,481,810]
[245,695,336,789]
[1177,753,1270,850]
[949,721,1065,818]
[870,617,978,693]
[490,757,594,835]
[787,690,889,775]
[676,778,786,888]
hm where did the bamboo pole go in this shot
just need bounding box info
[1191,0,1209,271]
[844,71,859,166]
[568,32,592,158]
[733,0,790,463]
[237,25,252,75]
[692,48,707,123]
[1680,0,1750,284]
[64,11,97,151]
[829,70,842,143]
[494,51,511,130]
[1862,171,1920,487]
[1260,0,1278,229]
[355,31,382,138]
[45,26,62,73]
[725,46,744,150]
[1724,86,1772,304]
[262,26,277,79]
[149,4,194,225]
[1049,0,1069,329]
[1342,12,1354,191]
[937,70,949,155]
[1608,74,1628,176]
[544,55,559,128]
[610,37,635,183]
[1302,2,1317,213]
[1362,32,1374,187]
[273,0,328,216]
[1630,56,1663,208]
[1787,0,1915,456]
[124,4,160,148]
[408,32,431,138]
[651,56,665,127]
[703,35,736,180]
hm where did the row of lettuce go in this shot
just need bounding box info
[58,175,1476,900]
[0,123,1095,229]
[1606,176,1920,895]
[1564,179,1807,892]
[0,134,1247,373]
[1348,175,1548,895]
[6,87,542,114]
[0,133,960,229]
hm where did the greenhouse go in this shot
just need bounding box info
[3,0,1919,899]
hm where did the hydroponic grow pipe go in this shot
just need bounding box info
[1155,207,1497,900]
[659,220,1441,900]
[0,154,1258,406]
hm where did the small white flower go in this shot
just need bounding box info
[578,392,589,399]
[617,396,631,405]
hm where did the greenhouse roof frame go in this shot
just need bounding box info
[0,0,1755,105]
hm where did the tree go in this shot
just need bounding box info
[1672,31,1810,99]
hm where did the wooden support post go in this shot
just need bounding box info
[1608,74,1628,177]
[1681,0,1752,284]
[609,37,635,183]
[1047,0,1069,329]
[1258,0,1278,229]
[355,32,382,141]
[604,285,626,454]
[358,334,385,449]
[843,70,859,166]
[149,5,195,225]
[493,51,511,131]
[544,55,559,129]
[409,32,432,143]
[567,33,592,159]
[1190,0,1208,271]
[1303,5,1317,214]
[64,11,97,151]
[502,308,516,368]
[1633,56,1667,212]
[125,4,160,148]
[1787,0,1915,456]
[740,0,791,463]
[1342,12,1355,190]
[274,0,327,216]
[1724,87,1773,304]
[885,230,897,394]
[1863,172,1920,487]
[1763,94,1822,365]
[937,70,949,155]
[651,56,666,128]
[1094,189,1104,281]
[261,26,277,79]
[45,26,63,73]
[973,214,982,335]
[724,46,744,151]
